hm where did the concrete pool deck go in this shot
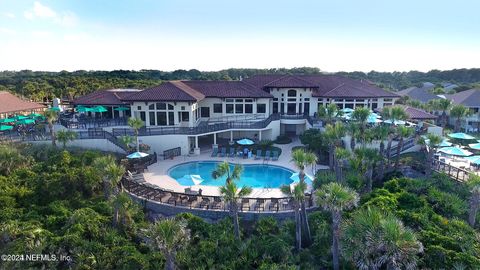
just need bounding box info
[143,138,329,198]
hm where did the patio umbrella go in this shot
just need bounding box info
[48,107,61,112]
[340,108,354,113]
[91,105,108,113]
[0,125,13,131]
[447,132,475,140]
[76,106,92,113]
[465,156,480,165]
[15,119,35,125]
[126,151,149,159]
[290,172,314,184]
[28,113,43,118]
[367,114,382,123]
[383,119,406,125]
[176,175,204,186]
[469,143,480,150]
[437,146,473,156]
[0,118,15,123]
[15,115,28,120]
[114,106,130,111]
[236,138,254,145]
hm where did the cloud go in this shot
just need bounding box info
[23,2,77,27]
[2,12,16,19]
[0,27,16,35]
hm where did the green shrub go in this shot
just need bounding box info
[274,135,292,144]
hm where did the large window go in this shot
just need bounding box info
[179,111,189,122]
[245,104,253,114]
[147,102,175,126]
[226,104,234,114]
[200,107,210,118]
[149,112,155,126]
[213,103,222,113]
[168,112,174,126]
[157,112,167,125]
[235,104,243,114]
[288,89,297,97]
[257,103,266,113]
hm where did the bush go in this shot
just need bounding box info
[274,135,292,144]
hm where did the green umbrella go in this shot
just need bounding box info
[0,118,15,123]
[48,107,61,112]
[15,115,28,120]
[15,119,35,125]
[92,105,108,113]
[0,125,13,131]
[114,106,130,111]
[28,113,43,118]
[76,106,92,112]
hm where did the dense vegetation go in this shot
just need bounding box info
[1,142,479,269]
[1,67,480,102]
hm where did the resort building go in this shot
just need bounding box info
[0,91,45,118]
[446,88,480,132]
[397,83,441,104]
[72,74,400,154]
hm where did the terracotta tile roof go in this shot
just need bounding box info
[244,74,399,99]
[446,89,480,107]
[182,81,272,98]
[264,75,319,88]
[380,105,437,120]
[72,89,141,105]
[0,91,45,114]
[123,83,198,102]
[397,85,440,103]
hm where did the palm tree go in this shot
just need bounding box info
[346,122,360,151]
[353,147,380,192]
[467,175,480,227]
[450,104,471,132]
[106,161,126,194]
[324,122,346,170]
[318,103,343,124]
[111,192,135,228]
[127,117,145,152]
[394,126,414,170]
[119,135,134,152]
[291,149,317,246]
[342,207,423,270]
[316,182,359,270]
[93,156,123,199]
[212,161,242,184]
[44,110,58,147]
[145,219,190,270]
[334,147,350,183]
[351,107,371,143]
[56,129,78,148]
[418,134,442,177]
[430,99,452,131]
[280,181,307,251]
[219,181,252,240]
[374,125,390,181]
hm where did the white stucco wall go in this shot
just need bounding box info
[139,134,190,156]
[31,139,126,154]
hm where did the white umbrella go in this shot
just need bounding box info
[126,151,149,159]
[176,175,204,186]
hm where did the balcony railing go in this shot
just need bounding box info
[112,114,280,137]
[432,159,471,182]
[59,117,128,129]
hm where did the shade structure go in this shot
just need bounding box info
[465,156,480,165]
[437,146,473,156]
[126,151,149,159]
[15,115,28,120]
[383,119,406,125]
[114,106,130,111]
[91,105,108,113]
[15,119,35,125]
[0,125,13,131]
[176,175,204,186]
[48,107,61,112]
[340,108,354,113]
[28,113,43,118]
[290,172,314,184]
[76,106,92,113]
[447,132,475,140]
[438,140,453,147]
[0,118,15,123]
[236,138,254,145]
[469,143,480,150]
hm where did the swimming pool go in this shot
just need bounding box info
[168,161,295,188]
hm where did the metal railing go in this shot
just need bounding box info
[432,159,471,182]
[112,114,281,137]
[123,176,315,213]
[59,117,128,129]
[389,137,416,158]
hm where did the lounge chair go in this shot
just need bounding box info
[211,148,218,157]
[219,147,227,157]
[264,150,271,161]
[272,151,279,161]
[255,149,262,160]
[229,148,235,158]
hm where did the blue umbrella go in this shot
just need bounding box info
[437,146,473,156]
[367,114,382,123]
[448,132,475,140]
[465,156,480,165]
[176,175,204,186]
[290,172,314,185]
[383,119,406,125]
[236,138,254,145]
[126,151,149,159]
[340,108,354,113]
[469,143,480,150]
[438,140,453,147]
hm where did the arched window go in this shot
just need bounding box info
[287,89,297,97]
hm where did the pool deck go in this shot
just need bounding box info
[143,138,329,198]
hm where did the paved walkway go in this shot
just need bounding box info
[143,138,329,198]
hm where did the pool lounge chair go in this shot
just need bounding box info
[264,150,271,161]
[211,148,218,157]
[219,147,227,157]
[255,150,262,160]
[272,151,279,161]
[229,148,235,158]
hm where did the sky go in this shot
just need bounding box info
[0,0,480,72]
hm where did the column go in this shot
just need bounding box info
[194,136,200,155]
[259,130,262,141]
[230,131,233,142]
[212,133,218,150]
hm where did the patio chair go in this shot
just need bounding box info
[254,198,265,212]
[211,148,218,157]
[229,148,235,158]
[219,147,227,157]
[241,198,250,211]
[269,198,279,212]
[255,149,262,160]
[264,150,271,161]
[272,151,279,161]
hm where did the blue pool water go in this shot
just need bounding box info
[168,161,295,188]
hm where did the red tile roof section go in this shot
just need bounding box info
[123,83,198,102]
[170,81,206,101]
[0,91,45,114]
[72,89,140,105]
[181,81,272,98]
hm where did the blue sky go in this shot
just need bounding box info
[1,0,479,72]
